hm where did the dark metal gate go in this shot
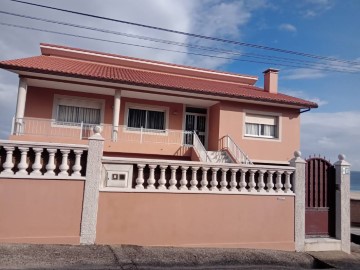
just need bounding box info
[305,156,336,237]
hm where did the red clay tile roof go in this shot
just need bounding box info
[0,54,318,109]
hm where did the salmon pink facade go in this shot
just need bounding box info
[0,44,331,251]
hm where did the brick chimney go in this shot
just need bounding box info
[263,68,279,94]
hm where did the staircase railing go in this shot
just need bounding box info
[224,135,253,164]
[193,132,212,163]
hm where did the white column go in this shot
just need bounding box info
[220,168,228,191]
[334,154,351,254]
[266,170,275,193]
[147,164,156,189]
[59,149,70,177]
[80,126,104,244]
[275,170,284,193]
[290,150,306,252]
[284,171,293,194]
[16,147,29,175]
[2,146,14,175]
[112,89,121,142]
[210,167,219,191]
[198,167,208,191]
[15,78,28,134]
[229,169,238,192]
[44,149,57,176]
[179,166,188,190]
[169,165,178,190]
[239,169,247,192]
[72,150,83,177]
[248,169,256,192]
[190,166,199,190]
[257,170,266,193]
[158,165,167,190]
[135,164,145,189]
[31,148,43,176]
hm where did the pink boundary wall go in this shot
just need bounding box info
[0,179,84,244]
[96,192,295,251]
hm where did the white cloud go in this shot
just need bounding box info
[278,23,297,33]
[301,0,334,18]
[282,90,328,106]
[301,111,360,170]
[282,68,327,80]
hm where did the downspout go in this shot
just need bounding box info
[300,108,311,114]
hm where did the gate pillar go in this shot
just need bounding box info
[290,151,306,252]
[334,154,351,253]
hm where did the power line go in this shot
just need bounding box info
[7,0,360,65]
[0,22,358,74]
[0,10,359,73]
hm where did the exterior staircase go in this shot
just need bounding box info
[206,151,234,163]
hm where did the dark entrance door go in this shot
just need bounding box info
[305,157,336,237]
[184,107,207,146]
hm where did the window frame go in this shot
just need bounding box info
[52,94,105,129]
[124,102,169,134]
[243,110,282,141]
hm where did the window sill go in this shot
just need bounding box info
[123,127,168,136]
[244,135,280,142]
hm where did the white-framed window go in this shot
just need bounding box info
[52,95,104,126]
[125,103,168,132]
[244,113,279,139]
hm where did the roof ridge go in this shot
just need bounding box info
[39,43,258,81]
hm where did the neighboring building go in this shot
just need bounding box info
[0,43,317,165]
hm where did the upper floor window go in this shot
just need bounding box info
[245,113,278,139]
[127,108,165,131]
[57,105,101,125]
[53,95,104,125]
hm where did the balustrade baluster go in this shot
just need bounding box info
[220,168,228,191]
[257,170,266,193]
[72,150,83,177]
[169,165,178,190]
[158,165,167,190]
[200,167,209,191]
[284,171,293,193]
[190,166,199,190]
[59,149,70,176]
[179,166,189,190]
[147,164,157,189]
[210,167,219,191]
[275,170,284,193]
[266,170,275,193]
[229,169,238,192]
[31,147,43,176]
[17,147,29,175]
[239,169,247,192]
[44,149,57,176]
[135,164,145,189]
[2,146,14,175]
[248,169,257,192]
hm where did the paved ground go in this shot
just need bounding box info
[1,239,360,269]
[0,243,346,270]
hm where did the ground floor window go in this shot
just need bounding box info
[245,113,278,139]
[127,108,165,131]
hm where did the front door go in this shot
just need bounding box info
[184,107,207,146]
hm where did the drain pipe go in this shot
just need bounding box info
[300,108,311,114]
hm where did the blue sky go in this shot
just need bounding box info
[0,0,359,168]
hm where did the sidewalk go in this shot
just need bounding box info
[0,243,336,270]
[1,242,360,269]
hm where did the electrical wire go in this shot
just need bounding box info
[0,21,358,74]
[7,0,360,65]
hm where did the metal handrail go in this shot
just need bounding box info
[224,135,253,164]
[193,132,212,163]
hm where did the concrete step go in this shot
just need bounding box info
[206,151,233,163]
[304,237,342,252]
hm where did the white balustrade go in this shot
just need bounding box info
[0,140,87,179]
[210,167,219,191]
[101,157,296,196]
